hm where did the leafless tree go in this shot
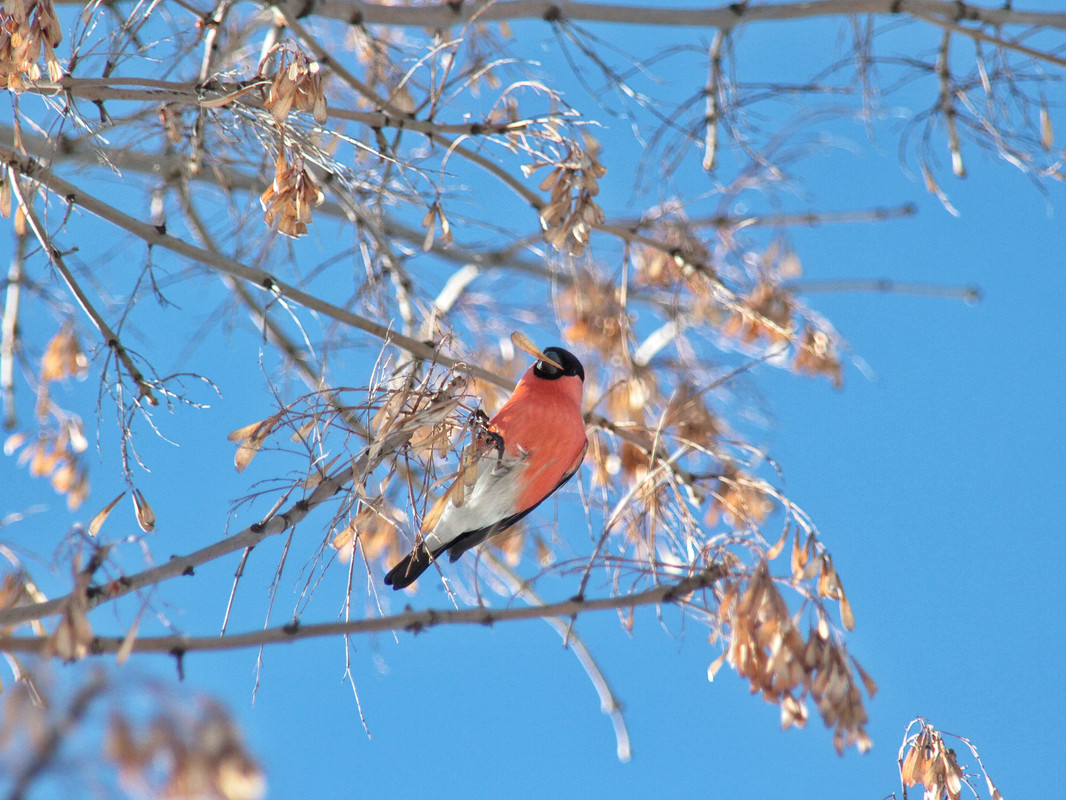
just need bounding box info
[1,0,1055,796]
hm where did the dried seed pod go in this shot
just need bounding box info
[132,488,156,532]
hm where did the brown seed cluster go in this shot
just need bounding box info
[900,722,967,800]
[632,213,711,288]
[4,324,90,508]
[0,0,61,90]
[600,374,655,483]
[559,276,628,359]
[6,422,89,509]
[793,325,843,388]
[663,383,721,453]
[0,571,45,642]
[714,562,874,754]
[38,321,88,399]
[331,500,403,566]
[722,280,794,344]
[589,368,722,494]
[107,704,265,800]
[254,44,328,237]
[718,279,844,387]
[527,137,607,256]
[708,463,772,528]
[260,147,324,238]
[631,228,847,389]
[790,528,855,630]
[260,44,327,125]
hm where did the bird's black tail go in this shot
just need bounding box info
[383,544,434,590]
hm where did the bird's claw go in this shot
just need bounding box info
[471,408,505,466]
[487,430,505,467]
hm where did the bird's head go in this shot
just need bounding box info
[533,347,585,382]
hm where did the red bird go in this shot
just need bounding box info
[384,345,587,589]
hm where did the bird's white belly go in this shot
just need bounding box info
[423,454,527,552]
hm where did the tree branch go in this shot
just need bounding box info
[0,563,729,657]
[480,550,632,762]
[276,0,1066,32]
[0,228,25,430]
[0,146,512,390]
[19,77,551,137]
[0,386,465,628]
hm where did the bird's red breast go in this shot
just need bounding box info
[490,364,587,512]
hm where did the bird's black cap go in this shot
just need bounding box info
[533,347,584,382]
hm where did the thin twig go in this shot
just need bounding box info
[19,77,548,137]
[6,167,159,406]
[936,30,966,178]
[703,31,724,172]
[788,278,980,301]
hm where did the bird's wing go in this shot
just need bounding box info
[443,439,588,561]
[421,444,529,556]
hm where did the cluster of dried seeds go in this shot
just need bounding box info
[897,718,1007,800]
[707,463,772,529]
[526,138,607,256]
[721,280,794,344]
[719,281,843,386]
[793,326,843,388]
[0,0,61,90]
[41,555,93,662]
[331,500,403,565]
[558,277,628,359]
[712,561,873,754]
[260,147,324,238]
[4,324,90,508]
[632,215,711,288]
[107,704,264,800]
[260,44,327,125]
[252,44,328,237]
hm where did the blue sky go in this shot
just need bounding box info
[2,3,1064,799]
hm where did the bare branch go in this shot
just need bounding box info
[0,146,511,390]
[264,0,1066,32]
[18,77,552,136]
[0,563,730,656]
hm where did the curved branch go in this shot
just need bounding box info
[481,550,632,762]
